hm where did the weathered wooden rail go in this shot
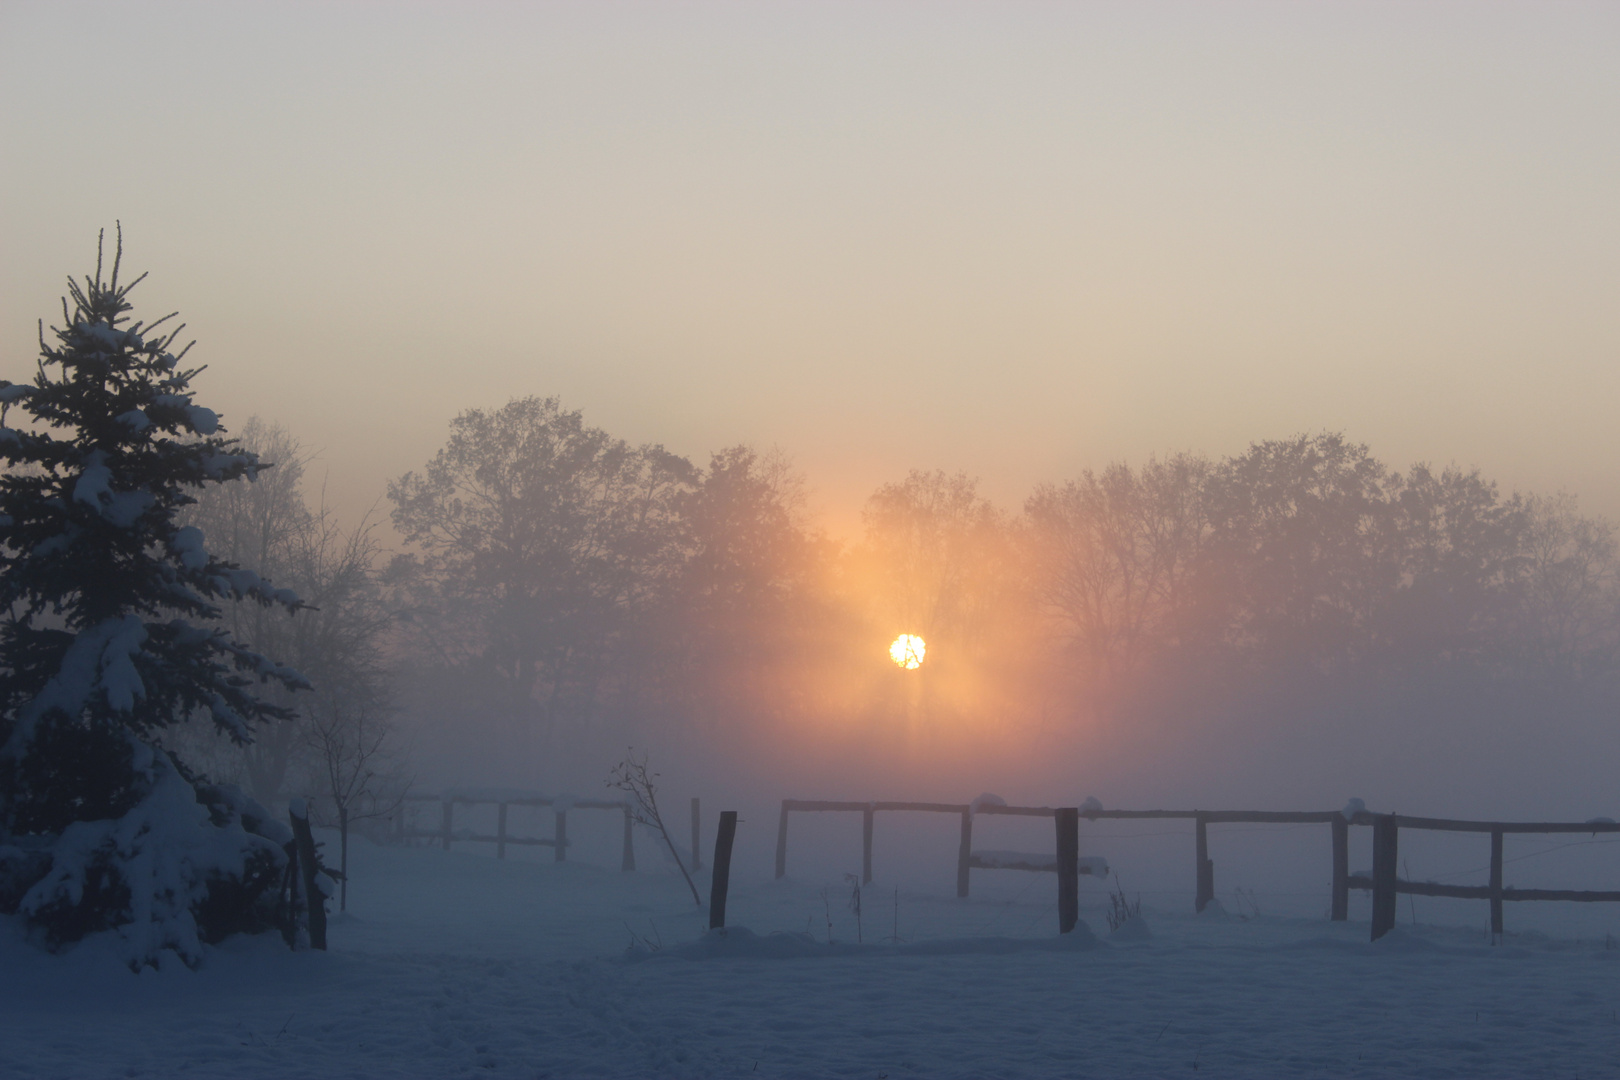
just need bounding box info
[777,798,1620,941]
[399,791,638,870]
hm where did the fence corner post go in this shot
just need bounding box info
[288,803,327,951]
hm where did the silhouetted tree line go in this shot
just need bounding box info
[386,405,1620,747]
[1026,433,1619,699]
[385,397,851,748]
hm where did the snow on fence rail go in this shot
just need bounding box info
[775,799,1620,941]
[398,790,638,870]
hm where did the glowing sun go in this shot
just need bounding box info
[889,633,927,670]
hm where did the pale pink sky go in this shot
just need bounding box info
[4,1,1619,539]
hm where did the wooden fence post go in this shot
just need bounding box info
[956,808,973,898]
[709,811,738,930]
[1056,807,1080,934]
[620,804,636,871]
[862,805,875,885]
[775,801,790,879]
[554,809,568,862]
[1331,815,1349,921]
[441,800,453,851]
[1194,813,1214,913]
[691,797,702,872]
[496,802,508,861]
[1371,814,1399,941]
[1489,827,1504,944]
[289,804,327,951]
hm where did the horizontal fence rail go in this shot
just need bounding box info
[777,798,1620,941]
[399,791,637,870]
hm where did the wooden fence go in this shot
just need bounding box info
[774,799,1108,898]
[1341,811,1620,941]
[776,798,1620,941]
[398,791,638,870]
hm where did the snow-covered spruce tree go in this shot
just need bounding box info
[0,230,309,969]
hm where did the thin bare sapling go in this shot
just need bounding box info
[1106,873,1143,932]
[608,751,701,907]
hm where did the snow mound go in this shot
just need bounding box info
[1111,916,1153,942]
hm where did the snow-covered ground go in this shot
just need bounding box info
[6,826,1620,1079]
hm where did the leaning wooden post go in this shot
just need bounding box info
[690,797,702,872]
[1194,813,1214,913]
[620,803,636,871]
[289,802,327,951]
[775,801,790,879]
[956,808,973,898]
[862,805,875,885]
[1056,807,1080,934]
[441,799,453,851]
[709,811,739,930]
[1330,815,1349,921]
[1489,827,1504,944]
[1371,814,1399,941]
[554,808,568,863]
[496,802,508,861]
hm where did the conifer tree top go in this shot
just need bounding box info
[0,227,307,760]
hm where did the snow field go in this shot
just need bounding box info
[5,828,1620,1079]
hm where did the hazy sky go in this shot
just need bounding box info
[4,1,1619,538]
